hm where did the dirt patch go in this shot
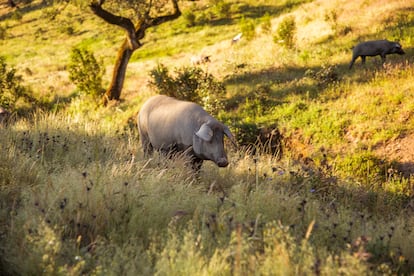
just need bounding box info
[374,133,414,177]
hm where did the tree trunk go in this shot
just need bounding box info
[89,1,181,105]
[103,39,135,105]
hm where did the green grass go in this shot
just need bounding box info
[1,0,414,274]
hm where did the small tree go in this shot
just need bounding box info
[240,17,256,41]
[0,56,32,110]
[68,47,105,98]
[261,12,272,34]
[274,15,296,49]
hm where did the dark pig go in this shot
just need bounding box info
[349,40,405,69]
[137,95,236,171]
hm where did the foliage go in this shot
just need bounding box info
[240,17,256,41]
[261,12,272,34]
[183,10,196,27]
[0,56,35,111]
[211,0,231,18]
[274,15,296,48]
[149,63,226,115]
[67,47,105,98]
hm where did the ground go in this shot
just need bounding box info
[375,133,414,177]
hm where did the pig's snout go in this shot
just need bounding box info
[216,158,229,167]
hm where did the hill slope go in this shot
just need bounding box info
[1,0,414,274]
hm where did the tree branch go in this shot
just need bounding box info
[89,3,139,49]
[89,3,135,31]
[148,0,181,27]
[136,0,181,41]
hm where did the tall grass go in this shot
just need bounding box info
[1,108,414,274]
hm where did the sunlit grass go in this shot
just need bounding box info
[2,110,414,274]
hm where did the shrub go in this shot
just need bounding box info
[274,15,296,48]
[0,56,35,110]
[211,0,231,18]
[67,47,105,98]
[183,11,196,27]
[149,64,226,115]
[240,17,256,41]
[261,13,272,34]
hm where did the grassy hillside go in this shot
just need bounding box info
[1,0,414,274]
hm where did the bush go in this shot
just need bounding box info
[0,56,35,110]
[149,64,226,115]
[211,0,231,18]
[240,17,256,41]
[67,47,105,98]
[183,11,196,27]
[274,15,296,48]
[261,13,272,34]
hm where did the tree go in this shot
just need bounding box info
[88,0,181,104]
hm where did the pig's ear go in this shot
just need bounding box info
[195,123,213,141]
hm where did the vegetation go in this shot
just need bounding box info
[274,15,296,48]
[1,0,414,275]
[149,63,226,115]
[0,56,36,112]
[68,47,105,99]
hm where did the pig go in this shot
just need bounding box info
[137,95,236,171]
[349,40,405,69]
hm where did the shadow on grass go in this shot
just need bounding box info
[234,1,312,21]
[198,1,312,28]
[223,64,333,106]
[0,1,50,21]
